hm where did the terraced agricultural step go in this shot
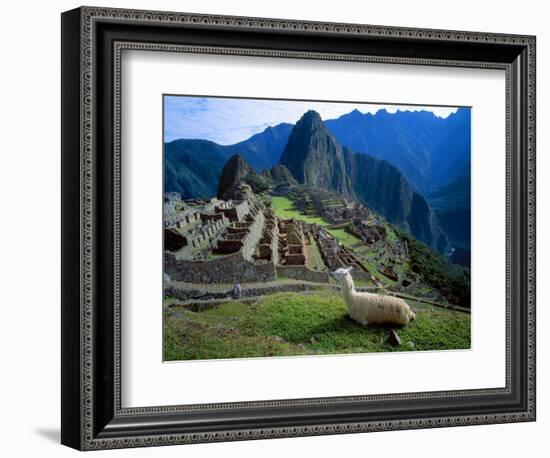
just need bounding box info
[165,279,332,303]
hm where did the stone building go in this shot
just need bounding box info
[278,219,306,265]
[257,215,280,264]
[164,184,382,287]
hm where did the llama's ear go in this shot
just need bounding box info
[345,266,353,273]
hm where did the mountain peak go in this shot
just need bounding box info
[446,106,470,121]
[279,110,349,191]
[225,153,249,170]
[217,154,254,198]
[280,110,349,190]
[296,110,324,128]
[279,110,448,252]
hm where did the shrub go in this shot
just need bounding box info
[398,230,471,308]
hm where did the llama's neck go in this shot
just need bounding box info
[341,275,356,304]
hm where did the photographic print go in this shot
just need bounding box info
[163,95,472,362]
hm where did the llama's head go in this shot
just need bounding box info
[331,266,353,282]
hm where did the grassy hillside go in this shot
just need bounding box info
[164,290,470,361]
[271,196,329,225]
[398,229,471,308]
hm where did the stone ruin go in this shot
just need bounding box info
[164,183,410,289]
[214,221,253,254]
[163,197,259,258]
[164,192,272,284]
[214,199,250,223]
[291,187,371,226]
[164,191,181,202]
[164,207,230,258]
[320,201,370,226]
[213,203,265,257]
[315,229,371,281]
[278,219,306,265]
[349,219,386,245]
[256,214,279,264]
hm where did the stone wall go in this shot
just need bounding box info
[164,205,191,228]
[213,209,264,257]
[278,219,306,266]
[215,238,244,254]
[257,216,279,264]
[175,216,229,258]
[215,200,250,222]
[349,221,385,245]
[165,250,276,284]
[165,280,330,304]
[345,266,372,282]
[240,210,265,260]
[164,228,187,251]
[276,265,330,283]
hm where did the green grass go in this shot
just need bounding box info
[271,196,329,225]
[384,224,398,242]
[309,236,326,271]
[326,228,362,248]
[397,229,471,308]
[164,290,470,361]
[271,197,362,250]
[349,278,373,288]
[361,261,397,288]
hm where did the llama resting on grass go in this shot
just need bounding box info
[331,267,416,326]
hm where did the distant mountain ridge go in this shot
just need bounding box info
[280,111,449,252]
[428,172,471,250]
[165,107,471,199]
[325,107,471,195]
[227,123,294,171]
[164,123,293,199]
[165,139,230,199]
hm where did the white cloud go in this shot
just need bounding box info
[164,96,460,145]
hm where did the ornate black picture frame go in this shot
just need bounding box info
[61,6,536,450]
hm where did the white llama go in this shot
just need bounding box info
[331,267,416,326]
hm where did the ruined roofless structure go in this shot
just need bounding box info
[163,156,378,285]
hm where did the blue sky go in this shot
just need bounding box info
[164,96,459,145]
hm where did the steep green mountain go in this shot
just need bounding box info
[217,154,257,197]
[428,173,471,250]
[218,154,300,199]
[164,123,292,199]
[397,229,471,307]
[164,139,232,199]
[279,111,353,195]
[261,164,298,187]
[166,108,470,200]
[280,110,449,253]
[325,107,471,195]
[227,123,293,171]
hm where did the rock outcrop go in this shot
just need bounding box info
[217,154,256,198]
[261,164,298,187]
[280,111,352,197]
